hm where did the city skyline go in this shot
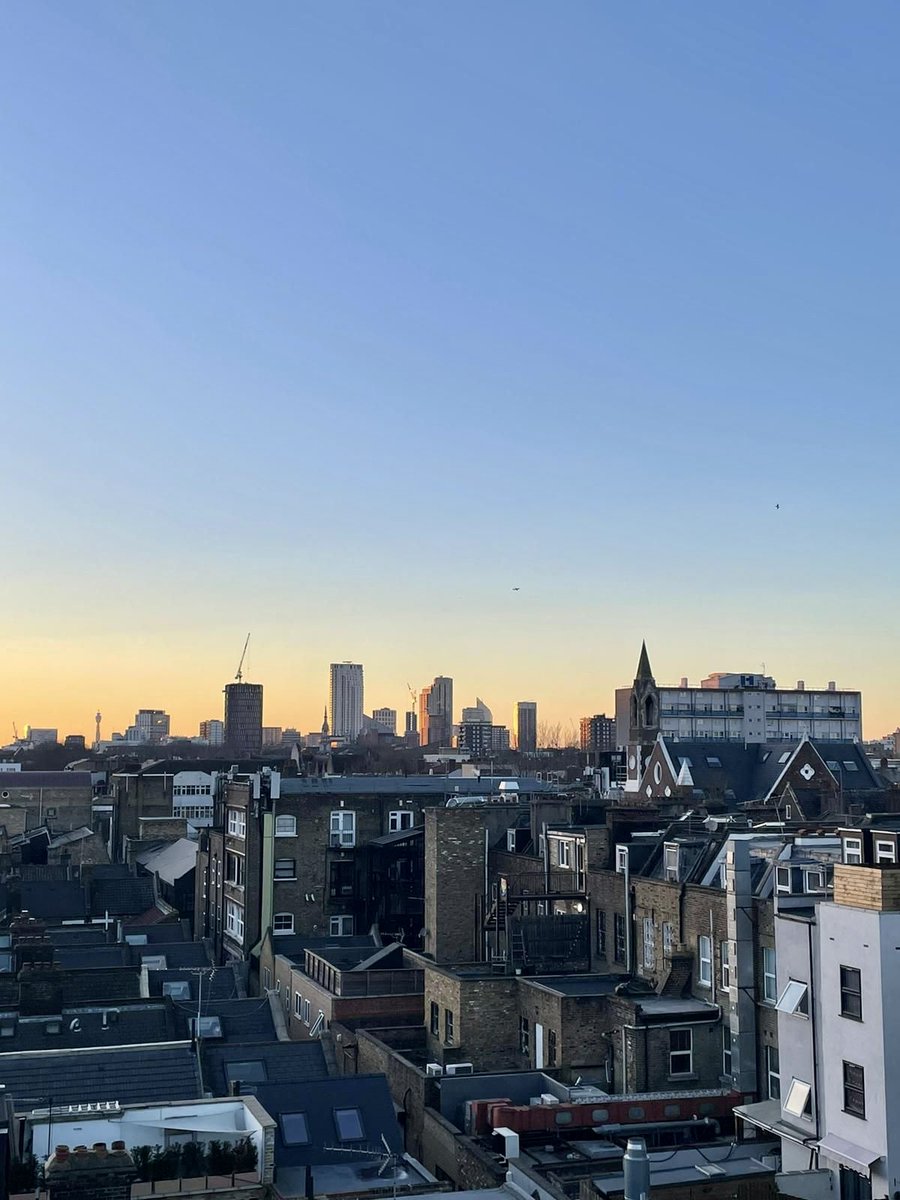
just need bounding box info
[3,6,899,746]
[3,640,888,746]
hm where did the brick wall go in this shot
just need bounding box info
[424,810,486,963]
[423,965,519,1071]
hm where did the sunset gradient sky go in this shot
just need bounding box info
[1,3,898,741]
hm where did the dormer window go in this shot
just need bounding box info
[874,838,897,865]
[664,844,680,883]
[775,865,792,894]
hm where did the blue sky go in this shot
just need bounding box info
[1,2,898,738]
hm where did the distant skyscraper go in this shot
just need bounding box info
[372,708,397,736]
[224,682,263,756]
[405,710,418,746]
[514,701,537,754]
[261,726,283,747]
[425,676,453,748]
[418,685,432,747]
[330,663,364,739]
[199,719,225,746]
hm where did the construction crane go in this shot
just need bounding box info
[11,722,19,743]
[406,682,417,711]
[235,633,251,682]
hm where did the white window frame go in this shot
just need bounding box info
[783,1077,812,1119]
[775,865,792,894]
[275,814,297,837]
[302,998,311,1024]
[843,836,863,865]
[669,1027,692,1076]
[330,915,354,937]
[558,839,572,869]
[225,899,244,941]
[721,939,733,990]
[330,811,357,848]
[273,912,295,935]
[227,808,246,839]
[664,844,679,882]
[294,991,302,1016]
[663,922,675,958]
[225,850,244,888]
[390,810,414,833]
[762,946,777,1003]
[874,838,896,864]
[776,979,809,1016]
[697,935,712,988]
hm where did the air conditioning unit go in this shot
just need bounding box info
[539,1093,560,1105]
[446,1062,473,1076]
[425,1063,443,1077]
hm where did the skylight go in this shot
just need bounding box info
[226,1060,267,1084]
[705,757,722,768]
[281,1112,310,1146]
[162,981,191,1000]
[335,1107,364,1141]
[190,1016,223,1039]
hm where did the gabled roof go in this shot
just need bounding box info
[135,838,198,884]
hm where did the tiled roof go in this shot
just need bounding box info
[201,1039,328,1097]
[19,882,86,921]
[172,998,276,1043]
[0,1044,201,1110]
[147,967,240,1002]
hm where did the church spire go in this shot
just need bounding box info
[321,706,329,738]
[636,640,654,683]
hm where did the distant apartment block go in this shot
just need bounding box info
[514,701,537,754]
[224,682,263,756]
[125,708,170,743]
[199,718,225,746]
[372,707,397,735]
[580,713,616,753]
[330,662,364,739]
[261,726,283,748]
[23,726,57,746]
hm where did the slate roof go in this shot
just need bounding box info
[172,997,276,1043]
[46,928,111,948]
[55,967,144,1005]
[0,1044,201,1110]
[0,772,93,789]
[0,1004,177,1051]
[201,1039,328,1097]
[256,1075,402,1167]
[279,775,552,797]
[138,942,212,969]
[89,875,155,918]
[147,967,240,1002]
[19,882,86,921]
[54,946,131,970]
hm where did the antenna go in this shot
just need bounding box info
[94,711,102,749]
[235,633,251,682]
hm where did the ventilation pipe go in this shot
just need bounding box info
[623,1137,650,1200]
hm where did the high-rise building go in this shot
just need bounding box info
[199,719,225,746]
[405,710,418,747]
[372,708,397,736]
[127,709,170,744]
[224,682,263,756]
[580,714,616,753]
[330,663,364,739]
[418,686,432,747]
[514,702,537,754]
[425,676,453,748]
[261,726,283,747]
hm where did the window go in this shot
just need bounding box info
[275,814,296,837]
[706,756,722,768]
[191,1016,223,1039]
[281,1112,310,1146]
[722,1024,732,1076]
[664,844,679,882]
[558,839,572,868]
[330,810,356,848]
[614,913,626,963]
[334,1107,364,1141]
[430,1001,440,1036]
[519,1016,530,1055]
[302,998,310,1024]
[804,868,826,893]
[840,966,862,1020]
[843,1061,866,1118]
[697,936,712,988]
[784,1078,812,1119]
[842,761,859,772]
[778,751,792,765]
[225,851,244,887]
[776,979,809,1016]
[225,900,244,940]
[329,915,353,937]
[766,1045,781,1100]
[226,808,246,838]
[163,980,191,1000]
[762,946,777,1003]
[273,912,294,935]
[669,1028,692,1076]
[444,1008,454,1044]
[775,865,792,894]
[294,991,302,1017]
[642,918,656,970]
[389,810,414,832]
[275,858,296,880]
[548,1028,558,1067]
[874,838,896,864]
[843,836,863,865]
[663,922,675,957]
[596,910,606,957]
[721,940,732,990]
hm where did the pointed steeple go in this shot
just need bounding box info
[321,706,329,737]
[636,640,654,683]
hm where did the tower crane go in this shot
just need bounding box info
[235,633,251,682]
[406,682,417,711]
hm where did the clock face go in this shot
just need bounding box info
[628,755,636,771]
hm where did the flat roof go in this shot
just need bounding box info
[522,975,626,997]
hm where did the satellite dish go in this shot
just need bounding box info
[69,1018,81,1032]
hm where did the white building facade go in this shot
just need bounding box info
[329,662,364,739]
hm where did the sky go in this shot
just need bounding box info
[1,2,898,741]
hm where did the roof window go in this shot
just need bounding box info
[705,756,722,768]
[190,1016,223,1039]
[162,980,191,1000]
[335,1107,364,1141]
[281,1112,310,1146]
